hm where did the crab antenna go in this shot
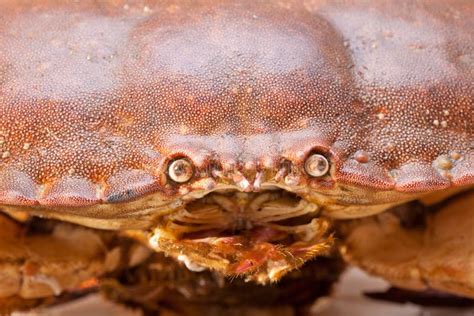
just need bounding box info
[253,171,264,192]
[211,168,224,179]
[274,165,289,182]
[232,171,252,192]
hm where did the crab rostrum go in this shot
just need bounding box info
[0,0,472,313]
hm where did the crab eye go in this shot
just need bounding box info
[168,158,194,183]
[304,154,330,177]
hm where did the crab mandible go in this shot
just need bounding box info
[0,0,472,313]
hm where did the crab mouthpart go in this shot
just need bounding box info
[148,190,334,283]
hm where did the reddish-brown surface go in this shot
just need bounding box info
[0,0,472,208]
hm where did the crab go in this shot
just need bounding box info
[0,0,472,314]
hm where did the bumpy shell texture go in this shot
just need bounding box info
[0,0,472,208]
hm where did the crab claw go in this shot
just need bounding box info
[340,191,474,298]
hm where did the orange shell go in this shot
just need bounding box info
[0,0,472,207]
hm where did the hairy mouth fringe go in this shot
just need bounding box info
[148,190,334,283]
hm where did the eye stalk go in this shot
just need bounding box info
[304,154,330,177]
[168,158,194,183]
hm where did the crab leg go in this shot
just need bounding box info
[0,214,133,312]
[340,191,474,298]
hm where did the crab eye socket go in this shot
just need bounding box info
[168,159,194,183]
[304,154,330,177]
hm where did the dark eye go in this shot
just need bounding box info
[304,154,330,177]
[168,158,194,183]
